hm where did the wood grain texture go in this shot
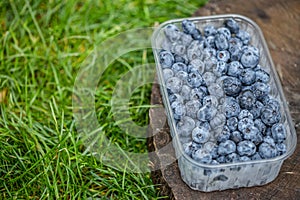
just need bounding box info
[147,0,300,199]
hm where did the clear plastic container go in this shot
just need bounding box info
[151,14,297,192]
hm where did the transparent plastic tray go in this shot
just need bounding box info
[151,14,297,192]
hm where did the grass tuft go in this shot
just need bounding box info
[0,0,207,199]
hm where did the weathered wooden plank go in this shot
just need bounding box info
[147,0,300,199]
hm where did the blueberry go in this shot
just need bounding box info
[223,97,241,118]
[190,87,208,101]
[237,141,256,156]
[222,76,242,97]
[238,90,256,109]
[183,141,202,157]
[187,40,202,60]
[175,70,188,84]
[203,142,218,158]
[159,50,174,68]
[217,27,231,40]
[251,152,262,160]
[217,127,231,143]
[179,33,193,47]
[224,18,240,34]
[162,68,174,81]
[204,25,217,37]
[203,72,217,86]
[238,117,254,132]
[192,149,212,164]
[197,103,217,122]
[249,100,264,119]
[180,85,191,101]
[227,117,238,131]
[255,68,270,83]
[228,37,243,61]
[166,76,183,93]
[176,116,196,137]
[164,24,181,42]
[189,59,205,74]
[203,47,217,59]
[190,28,203,41]
[214,33,229,50]
[236,30,250,45]
[202,95,218,107]
[251,82,270,100]
[171,44,186,56]
[209,113,226,130]
[210,160,220,165]
[172,62,188,73]
[171,101,186,120]
[271,123,286,143]
[208,84,225,100]
[196,120,211,131]
[182,19,196,34]
[213,61,228,77]
[204,56,218,71]
[216,50,230,62]
[242,125,260,142]
[230,131,243,143]
[168,93,183,104]
[240,46,260,68]
[185,99,201,119]
[239,68,256,85]
[238,109,253,120]
[174,54,188,64]
[263,135,276,146]
[192,126,210,144]
[239,156,251,162]
[254,118,267,134]
[261,105,281,126]
[259,142,278,159]
[276,143,287,156]
[218,140,236,156]
[227,61,243,77]
[216,155,226,163]
[204,35,216,48]
[187,70,203,88]
[225,153,240,163]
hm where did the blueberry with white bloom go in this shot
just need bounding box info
[238,90,256,110]
[172,62,188,73]
[192,126,210,144]
[192,149,212,164]
[240,46,260,68]
[176,116,196,137]
[215,33,229,50]
[166,76,182,93]
[197,103,217,122]
[259,142,278,159]
[236,30,251,45]
[185,99,202,119]
[224,18,240,34]
[216,50,230,62]
[222,76,242,97]
[237,140,256,156]
[218,140,236,156]
[164,24,181,42]
[162,68,174,81]
[159,50,174,68]
[227,61,243,77]
[239,68,256,85]
[204,25,217,37]
[271,123,286,143]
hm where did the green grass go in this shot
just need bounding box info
[0,0,207,199]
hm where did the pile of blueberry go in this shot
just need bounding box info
[158,18,287,165]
